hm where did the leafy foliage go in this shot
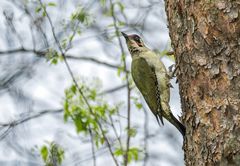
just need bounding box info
[114,147,141,163]
[40,141,64,166]
[45,49,62,65]
[35,2,56,17]
[70,6,94,27]
[64,79,120,147]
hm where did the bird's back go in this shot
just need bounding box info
[131,50,171,118]
[131,55,159,113]
[132,51,170,103]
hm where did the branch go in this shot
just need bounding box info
[3,10,24,47]
[109,1,132,165]
[0,48,120,69]
[142,106,150,166]
[11,1,49,47]
[89,129,97,166]
[0,109,62,140]
[0,109,62,127]
[99,84,127,95]
[66,55,120,69]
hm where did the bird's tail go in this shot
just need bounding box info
[168,113,186,136]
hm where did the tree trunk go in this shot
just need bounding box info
[165,0,240,165]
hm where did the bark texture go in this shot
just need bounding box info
[165,0,240,165]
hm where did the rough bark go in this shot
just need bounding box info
[165,0,240,165]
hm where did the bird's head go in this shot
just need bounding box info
[121,32,146,55]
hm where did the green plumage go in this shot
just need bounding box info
[121,32,185,136]
[131,56,165,124]
[131,51,185,136]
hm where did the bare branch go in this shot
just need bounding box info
[0,48,120,69]
[142,106,150,166]
[0,109,62,140]
[66,56,120,69]
[89,129,97,166]
[3,10,24,47]
[99,84,127,95]
[0,109,62,127]
[109,0,132,165]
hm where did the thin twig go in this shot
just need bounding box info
[99,84,127,95]
[89,129,97,166]
[20,2,50,47]
[64,20,81,52]
[0,109,62,140]
[0,126,13,141]
[0,109,62,127]
[109,115,123,150]
[142,106,149,166]
[109,0,132,165]
[3,10,24,48]
[66,56,119,69]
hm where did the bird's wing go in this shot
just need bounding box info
[131,57,164,124]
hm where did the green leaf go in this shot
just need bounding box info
[63,112,68,122]
[69,34,74,42]
[114,148,124,156]
[100,137,105,145]
[74,116,88,133]
[35,6,42,13]
[48,2,56,7]
[71,8,87,23]
[128,128,137,137]
[127,147,140,163]
[70,85,77,94]
[57,147,64,164]
[136,103,142,109]
[95,135,99,148]
[118,21,125,27]
[117,66,124,76]
[39,4,47,16]
[63,101,69,122]
[39,142,65,165]
[45,49,62,65]
[109,108,116,115]
[132,96,143,110]
[77,12,86,22]
[74,118,82,133]
[40,146,48,162]
[89,89,96,100]
[51,58,58,65]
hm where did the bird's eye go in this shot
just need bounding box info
[134,36,140,43]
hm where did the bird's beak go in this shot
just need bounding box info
[121,32,129,40]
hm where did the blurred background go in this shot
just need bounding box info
[0,0,184,165]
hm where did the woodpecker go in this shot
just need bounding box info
[121,32,185,136]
